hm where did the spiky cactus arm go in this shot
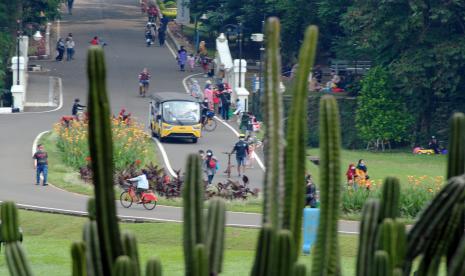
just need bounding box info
[145,258,163,276]
[87,46,123,274]
[251,224,276,276]
[183,154,205,275]
[122,231,141,276]
[205,198,226,274]
[446,113,465,266]
[406,177,465,263]
[113,255,136,276]
[1,202,33,276]
[262,17,285,230]
[283,25,318,256]
[416,203,464,275]
[449,234,465,275]
[447,113,465,179]
[83,221,104,276]
[357,199,380,276]
[71,241,86,276]
[379,177,400,221]
[311,95,342,275]
[192,244,209,276]
[274,230,295,276]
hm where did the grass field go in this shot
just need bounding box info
[0,210,358,275]
[306,148,447,186]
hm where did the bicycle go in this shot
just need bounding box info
[119,181,158,210]
[202,110,217,132]
[222,152,235,178]
[139,81,149,97]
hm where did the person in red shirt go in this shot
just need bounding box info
[33,144,49,186]
[90,36,99,45]
[346,163,357,190]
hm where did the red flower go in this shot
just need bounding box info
[85,156,92,162]
[135,159,142,165]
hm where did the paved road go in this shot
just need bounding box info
[0,0,359,233]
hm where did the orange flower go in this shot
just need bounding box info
[85,156,92,162]
[135,159,142,165]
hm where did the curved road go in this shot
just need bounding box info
[0,0,359,233]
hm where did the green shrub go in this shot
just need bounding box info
[164,1,176,8]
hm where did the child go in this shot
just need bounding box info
[346,163,357,190]
[187,54,195,72]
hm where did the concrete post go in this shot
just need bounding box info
[45,22,52,57]
[233,59,247,91]
[11,56,26,86]
[11,85,25,111]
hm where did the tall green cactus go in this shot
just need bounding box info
[377,219,406,270]
[192,244,208,276]
[447,113,465,179]
[379,177,400,221]
[274,230,295,276]
[262,17,285,230]
[374,250,391,276]
[87,46,123,274]
[311,95,342,276]
[251,225,275,276]
[113,255,136,276]
[145,258,162,276]
[205,198,226,275]
[449,233,465,275]
[1,202,33,276]
[83,220,104,276]
[122,231,141,276]
[445,113,465,265]
[182,154,205,275]
[71,241,86,276]
[357,199,380,276]
[283,25,319,256]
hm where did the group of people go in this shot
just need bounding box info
[191,79,234,121]
[144,14,168,47]
[346,159,371,190]
[56,33,75,61]
[176,45,212,75]
[198,133,258,185]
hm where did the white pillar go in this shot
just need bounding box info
[11,84,25,111]
[45,22,52,57]
[19,35,29,59]
[232,59,247,91]
[11,56,26,86]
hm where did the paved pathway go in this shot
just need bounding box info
[0,0,360,233]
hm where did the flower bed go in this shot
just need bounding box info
[342,175,444,218]
[54,116,151,171]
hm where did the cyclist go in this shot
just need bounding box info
[231,134,250,177]
[138,68,151,96]
[127,169,149,203]
[71,98,86,119]
[200,99,210,125]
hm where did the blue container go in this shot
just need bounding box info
[302,207,320,254]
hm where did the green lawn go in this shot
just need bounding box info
[0,211,358,275]
[306,148,447,186]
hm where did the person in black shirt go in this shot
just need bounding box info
[72,98,86,119]
[231,134,250,176]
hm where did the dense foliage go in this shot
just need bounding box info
[189,0,465,146]
[356,67,412,145]
[0,0,61,91]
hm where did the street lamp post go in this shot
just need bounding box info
[16,19,22,85]
[194,13,207,53]
[238,22,243,88]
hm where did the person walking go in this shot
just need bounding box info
[67,0,74,15]
[203,80,214,110]
[305,174,317,208]
[177,46,188,71]
[187,54,195,72]
[231,134,249,177]
[65,34,75,61]
[158,27,166,46]
[55,38,65,61]
[190,79,202,100]
[33,144,48,186]
[220,88,231,120]
[204,150,218,184]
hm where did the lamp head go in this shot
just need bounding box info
[33,30,43,41]
[200,13,208,20]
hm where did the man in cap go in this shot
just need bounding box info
[231,134,250,177]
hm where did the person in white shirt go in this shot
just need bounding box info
[128,170,149,202]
